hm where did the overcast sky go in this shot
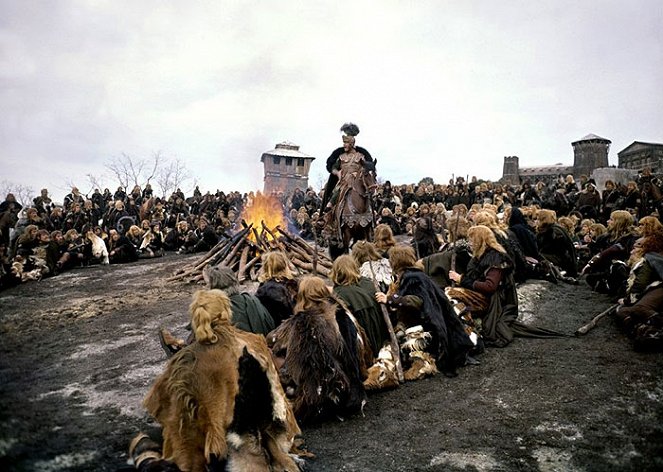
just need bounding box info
[1,0,662,202]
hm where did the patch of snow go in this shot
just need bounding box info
[38,381,146,418]
[532,447,579,472]
[0,437,18,455]
[32,451,99,471]
[69,335,145,359]
[429,451,500,471]
[495,396,509,409]
[534,421,583,441]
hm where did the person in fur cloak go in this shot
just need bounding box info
[255,251,299,327]
[376,245,474,377]
[448,226,566,348]
[267,276,370,424]
[140,289,303,472]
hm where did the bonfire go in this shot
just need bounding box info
[169,194,332,283]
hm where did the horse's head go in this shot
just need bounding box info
[361,159,378,192]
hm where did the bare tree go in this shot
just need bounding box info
[0,180,35,207]
[85,173,107,194]
[105,152,193,199]
[105,152,161,191]
[155,157,192,199]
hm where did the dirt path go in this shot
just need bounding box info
[1,255,662,471]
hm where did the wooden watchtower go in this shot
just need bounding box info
[261,142,315,195]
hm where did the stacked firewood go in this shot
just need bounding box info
[167,222,332,283]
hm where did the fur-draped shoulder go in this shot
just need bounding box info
[255,278,298,326]
[268,301,367,424]
[144,325,299,472]
[475,248,513,275]
[395,269,473,375]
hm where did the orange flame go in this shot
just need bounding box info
[240,193,286,240]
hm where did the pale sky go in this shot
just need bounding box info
[1,0,662,202]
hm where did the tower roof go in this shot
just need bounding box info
[572,133,611,145]
[261,142,315,162]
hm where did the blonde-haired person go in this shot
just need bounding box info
[576,222,607,266]
[582,210,637,294]
[449,225,563,347]
[267,275,368,423]
[143,288,301,472]
[255,251,299,326]
[125,225,144,249]
[637,215,663,239]
[352,240,393,293]
[535,209,578,278]
[375,245,473,377]
[373,223,397,258]
[330,255,388,356]
[475,209,530,282]
[159,265,276,358]
[614,235,663,350]
[139,221,165,258]
[557,217,578,243]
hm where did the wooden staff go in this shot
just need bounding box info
[575,304,619,336]
[368,260,404,383]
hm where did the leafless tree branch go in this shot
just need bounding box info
[0,180,36,207]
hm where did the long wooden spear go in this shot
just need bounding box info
[368,260,404,383]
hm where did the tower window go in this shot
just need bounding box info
[297,158,305,167]
[285,157,293,166]
[273,156,281,165]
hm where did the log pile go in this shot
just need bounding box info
[167,222,332,283]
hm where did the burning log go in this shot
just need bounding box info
[276,226,332,268]
[168,220,334,284]
[238,245,250,283]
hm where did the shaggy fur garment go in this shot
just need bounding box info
[144,322,300,472]
[268,301,367,424]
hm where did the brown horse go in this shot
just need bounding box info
[328,160,378,259]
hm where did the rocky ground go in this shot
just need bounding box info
[0,253,662,472]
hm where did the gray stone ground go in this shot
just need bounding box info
[0,253,661,471]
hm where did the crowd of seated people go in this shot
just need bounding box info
[131,192,663,470]
[2,171,662,291]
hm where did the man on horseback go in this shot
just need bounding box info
[320,123,377,257]
[321,122,375,213]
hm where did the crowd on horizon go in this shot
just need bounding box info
[1,168,662,289]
